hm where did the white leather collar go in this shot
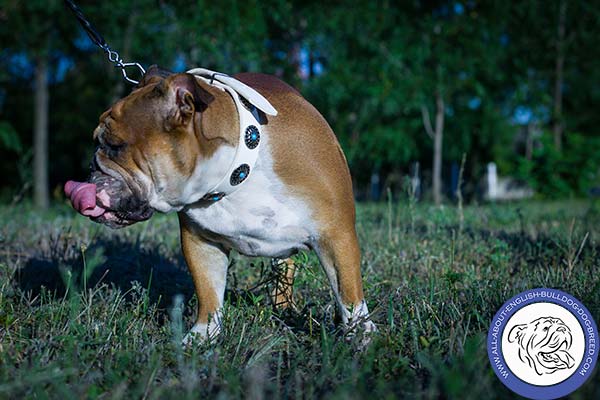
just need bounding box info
[187,68,277,202]
[187,68,277,116]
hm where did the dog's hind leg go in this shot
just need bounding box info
[315,230,376,337]
[269,258,296,310]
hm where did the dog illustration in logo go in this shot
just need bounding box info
[508,317,576,375]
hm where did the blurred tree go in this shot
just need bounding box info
[0,0,74,208]
[302,1,513,202]
[505,0,600,195]
[301,1,420,192]
[406,2,514,204]
[0,0,598,203]
[0,0,182,202]
[33,55,49,209]
[552,0,566,152]
[507,1,600,148]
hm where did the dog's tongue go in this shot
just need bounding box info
[64,180,106,217]
[553,349,575,369]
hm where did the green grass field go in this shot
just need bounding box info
[1,199,599,399]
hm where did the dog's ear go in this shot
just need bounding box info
[164,74,215,131]
[137,65,173,88]
[508,324,527,344]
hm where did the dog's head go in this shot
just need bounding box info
[65,65,238,228]
[508,316,575,375]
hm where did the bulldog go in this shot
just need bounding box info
[508,317,575,375]
[65,65,376,343]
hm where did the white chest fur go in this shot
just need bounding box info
[183,141,317,258]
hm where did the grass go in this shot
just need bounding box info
[1,198,599,399]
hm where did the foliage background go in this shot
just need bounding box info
[0,0,599,203]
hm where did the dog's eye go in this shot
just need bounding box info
[544,327,549,331]
[105,141,126,152]
[101,134,126,153]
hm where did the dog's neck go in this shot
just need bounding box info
[196,81,262,202]
[187,70,275,203]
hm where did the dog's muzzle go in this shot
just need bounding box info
[65,169,153,229]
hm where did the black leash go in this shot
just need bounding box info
[64,0,145,84]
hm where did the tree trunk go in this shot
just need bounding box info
[432,93,445,205]
[553,0,566,152]
[420,93,445,205]
[33,56,49,209]
[526,122,534,161]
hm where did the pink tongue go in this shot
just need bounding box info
[64,180,106,217]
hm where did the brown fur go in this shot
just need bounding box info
[234,73,364,306]
[179,213,229,324]
[93,75,240,196]
[93,71,367,329]
[270,258,297,309]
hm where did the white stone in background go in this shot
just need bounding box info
[486,162,534,201]
[487,162,498,200]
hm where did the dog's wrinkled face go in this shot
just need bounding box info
[508,317,575,375]
[65,66,216,228]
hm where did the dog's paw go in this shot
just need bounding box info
[181,331,204,347]
[363,320,378,334]
[343,318,378,349]
[342,300,378,350]
[182,321,221,347]
[358,320,378,349]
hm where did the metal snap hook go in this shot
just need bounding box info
[120,62,146,85]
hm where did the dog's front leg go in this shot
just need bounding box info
[179,213,229,345]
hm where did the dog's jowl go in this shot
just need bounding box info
[65,66,376,343]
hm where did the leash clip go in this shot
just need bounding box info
[119,62,146,85]
[64,0,145,85]
[105,48,146,85]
